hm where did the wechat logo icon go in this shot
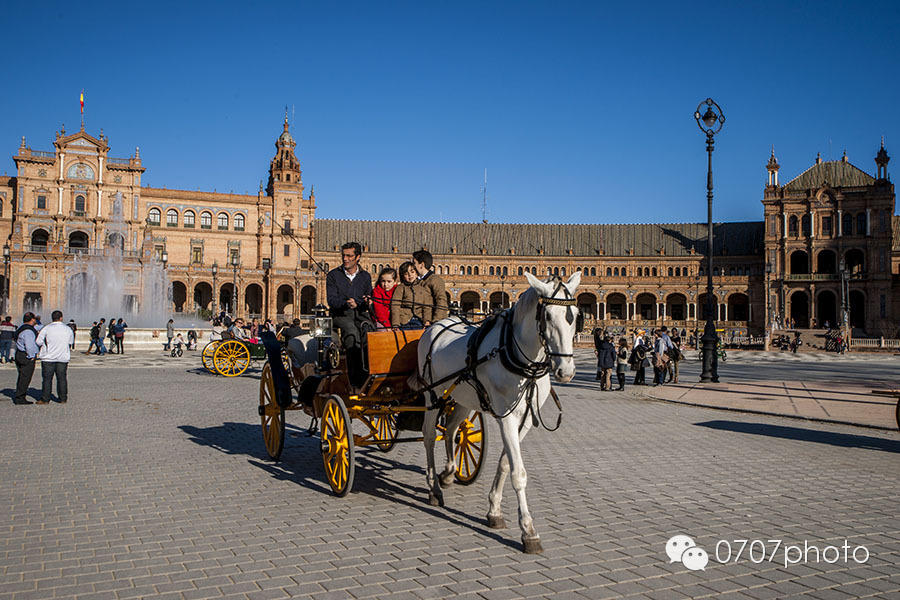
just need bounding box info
[666,535,709,571]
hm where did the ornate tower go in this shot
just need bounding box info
[875,138,890,181]
[766,146,780,188]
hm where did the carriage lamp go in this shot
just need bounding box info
[161,250,168,267]
[312,304,332,338]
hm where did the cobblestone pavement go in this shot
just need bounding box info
[1,354,898,599]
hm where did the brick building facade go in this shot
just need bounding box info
[0,120,895,335]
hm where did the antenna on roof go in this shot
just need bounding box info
[481,168,488,224]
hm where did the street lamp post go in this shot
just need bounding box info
[212,263,219,318]
[694,98,724,383]
[694,274,701,349]
[839,257,849,332]
[262,258,271,321]
[500,274,506,308]
[231,253,239,318]
[2,243,9,316]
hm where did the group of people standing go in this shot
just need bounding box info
[11,310,74,405]
[594,326,683,390]
[85,318,129,355]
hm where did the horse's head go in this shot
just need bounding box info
[523,270,581,383]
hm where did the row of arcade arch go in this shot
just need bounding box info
[29,229,126,251]
[785,289,865,328]
[170,282,319,317]
[787,249,865,274]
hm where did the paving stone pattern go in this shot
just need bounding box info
[0,355,898,599]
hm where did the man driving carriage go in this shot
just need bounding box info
[326,241,374,386]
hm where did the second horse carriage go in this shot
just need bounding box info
[202,336,291,377]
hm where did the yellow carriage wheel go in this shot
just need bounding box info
[213,340,251,377]
[258,363,285,460]
[201,341,220,374]
[453,411,486,485]
[372,413,399,452]
[321,395,355,497]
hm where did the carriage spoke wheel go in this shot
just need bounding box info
[321,395,355,497]
[372,413,398,452]
[453,411,486,485]
[258,363,285,460]
[201,341,220,374]
[213,340,250,377]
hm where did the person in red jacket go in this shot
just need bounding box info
[370,267,398,329]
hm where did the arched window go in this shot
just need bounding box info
[217,213,229,229]
[183,210,195,227]
[788,215,798,235]
[489,266,495,276]
[553,267,559,276]
[560,267,566,276]
[652,267,657,276]
[166,209,178,227]
[614,267,619,276]
[621,268,627,277]
[74,195,86,214]
[517,266,523,276]
[531,266,537,274]
[467,266,472,275]
[857,213,867,236]
[606,267,612,276]
[148,207,161,225]
[234,214,245,231]
[713,267,720,276]
[473,266,479,275]
[590,267,596,276]
[801,214,810,237]
[502,266,508,276]
[200,211,212,229]
[668,267,673,277]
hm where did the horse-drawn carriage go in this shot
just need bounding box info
[202,337,289,377]
[256,316,487,497]
[253,271,581,553]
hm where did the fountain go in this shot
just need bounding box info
[63,192,172,327]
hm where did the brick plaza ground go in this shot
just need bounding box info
[1,350,898,599]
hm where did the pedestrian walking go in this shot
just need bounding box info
[669,331,683,383]
[67,319,77,349]
[86,321,99,354]
[615,338,629,390]
[113,318,128,354]
[0,315,15,363]
[95,318,108,354]
[596,334,616,391]
[165,318,175,350]
[13,312,39,404]
[35,310,74,404]
[107,317,116,353]
[630,333,648,385]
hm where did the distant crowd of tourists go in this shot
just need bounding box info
[593,326,683,391]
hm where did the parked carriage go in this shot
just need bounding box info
[202,338,289,377]
[256,317,487,497]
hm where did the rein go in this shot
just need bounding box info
[421,276,575,432]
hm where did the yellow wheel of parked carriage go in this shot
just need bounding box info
[372,413,399,452]
[450,410,486,485]
[201,340,220,374]
[213,340,251,377]
[321,395,355,497]
[258,363,285,460]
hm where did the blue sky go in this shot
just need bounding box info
[2,1,898,225]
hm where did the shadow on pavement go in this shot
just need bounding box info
[695,420,900,453]
[1,387,43,401]
[179,421,521,551]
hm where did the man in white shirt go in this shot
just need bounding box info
[35,310,74,404]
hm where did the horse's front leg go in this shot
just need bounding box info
[439,404,468,488]
[486,447,510,529]
[498,413,542,553]
[422,405,444,507]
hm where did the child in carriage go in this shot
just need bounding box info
[370,267,398,329]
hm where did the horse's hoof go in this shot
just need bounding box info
[428,492,444,507]
[438,470,455,488]
[486,515,507,529]
[522,536,544,554]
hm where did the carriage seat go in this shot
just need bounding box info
[366,329,425,376]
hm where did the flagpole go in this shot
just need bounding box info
[80,89,84,130]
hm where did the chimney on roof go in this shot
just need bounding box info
[815,152,822,165]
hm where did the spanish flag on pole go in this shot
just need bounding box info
[80,90,84,114]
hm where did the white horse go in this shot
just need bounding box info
[416,271,581,553]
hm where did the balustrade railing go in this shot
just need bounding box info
[107,157,131,165]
